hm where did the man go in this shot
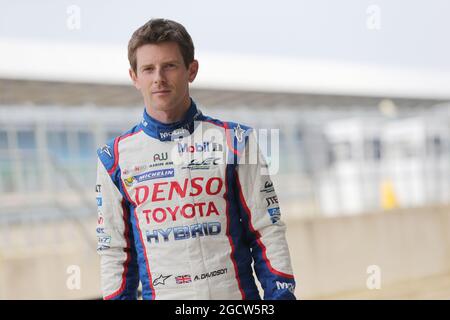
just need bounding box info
[95,18,296,300]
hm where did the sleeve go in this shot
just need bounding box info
[96,156,140,300]
[235,129,297,300]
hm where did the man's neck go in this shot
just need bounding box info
[145,96,191,124]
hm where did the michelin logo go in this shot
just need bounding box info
[124,169,174,187]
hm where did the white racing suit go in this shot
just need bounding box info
[96,99,296,299]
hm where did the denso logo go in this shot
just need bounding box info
[134,177,223,205]
[135,177,224,226]
[177,142,223,153]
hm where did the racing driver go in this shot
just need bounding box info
[95,18,297,300]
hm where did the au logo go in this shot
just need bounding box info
[154,152,168,162]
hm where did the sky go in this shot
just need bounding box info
[1,0,450,72]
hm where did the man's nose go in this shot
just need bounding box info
[153,67,166,84]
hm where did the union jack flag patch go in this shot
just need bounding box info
[175,275,192,284]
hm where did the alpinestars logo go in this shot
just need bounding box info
[153,274,171,286]
[100,145,112,158]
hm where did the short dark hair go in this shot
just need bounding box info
[128,18,195,73]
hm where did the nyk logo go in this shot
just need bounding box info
[178,142,223,153]
[276,281,295,294]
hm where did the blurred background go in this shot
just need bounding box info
[1,0,450,299]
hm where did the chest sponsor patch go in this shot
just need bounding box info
[124,168,174,187]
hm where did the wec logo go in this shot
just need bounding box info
[182,157,221,170]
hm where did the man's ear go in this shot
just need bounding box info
[129,68,141,90]
[188,60,199,83]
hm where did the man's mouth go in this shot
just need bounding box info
[152,90,171,95]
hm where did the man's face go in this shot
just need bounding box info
[129,42,198,113]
